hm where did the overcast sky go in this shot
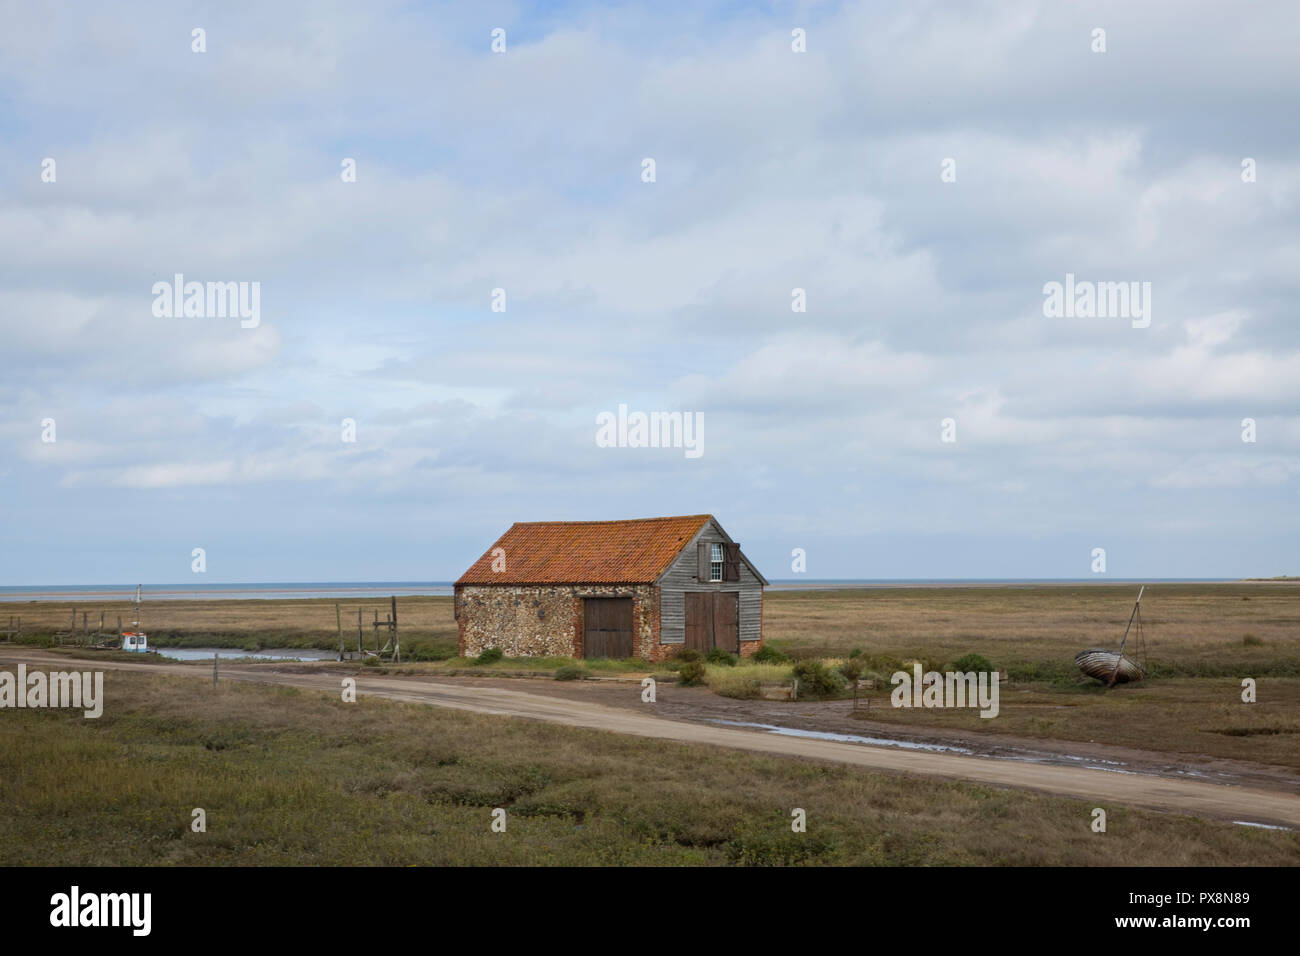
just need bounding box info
[1,1,1297,584]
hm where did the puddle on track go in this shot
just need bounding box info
[1233,820,1292,831]
[710,719,975,754]
[710,719,1174,778]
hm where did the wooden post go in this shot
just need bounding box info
[391,595,399,663]
[336,604,343,661]
[373,610,379,653]
[213,652,219,687]
[357,607,363,656]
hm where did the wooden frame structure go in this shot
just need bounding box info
[336,596,401,662]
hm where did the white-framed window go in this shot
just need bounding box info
[710,543,724,582]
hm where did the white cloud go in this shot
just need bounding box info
[2,0,1299,582]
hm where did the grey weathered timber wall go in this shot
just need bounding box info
[657,518,762,646]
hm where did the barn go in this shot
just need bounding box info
[454,515,767,662]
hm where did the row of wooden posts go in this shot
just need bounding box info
[1,611,125,646]
[57,610,116,644]
[3,599,404,662]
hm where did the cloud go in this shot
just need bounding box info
[1,0,1299,582]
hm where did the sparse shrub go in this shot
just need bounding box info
[678,661,707,686]
[405,641,457,662]
[1007,660,1077,684]
[838,658,864,684]
[676,648,703,663]
[752,644,790,664]
[860,652,906,675]
[727,825,835,865]
[952,652,994,674]
[704,662,792,699]
[1243,634,1264,646]
[362,655,379,667]
[849,648,863,659]
[1216,725,1292,737]
[902,656,948,675]
[475,647,503,665]
[554,665,587,681]
[792,660,846,698]
[706,648,737,666]
[711,675,761,699]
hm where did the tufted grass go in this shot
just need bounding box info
[2,669,1297,866]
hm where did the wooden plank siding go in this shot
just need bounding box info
[657,518,762,646]
[684,592,711,652]
[683,591,739,653]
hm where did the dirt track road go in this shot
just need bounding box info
[6,648,1300,828]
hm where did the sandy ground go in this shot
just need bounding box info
[6,647,1300,828]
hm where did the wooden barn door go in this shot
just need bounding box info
[714,592,739,654]
[685,592,739,653]
[583,598,634,659]
[685,592,711,652]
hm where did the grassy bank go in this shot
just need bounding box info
[2,595,461,660]
[8,583,1298,676]
[2,670,1295,866]
[8,584,1299,756]
[763,582,1300,682]
[845,677,1300,768]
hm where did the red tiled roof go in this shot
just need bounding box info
[456,515,713,585]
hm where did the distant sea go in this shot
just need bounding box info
[0,582,456,602]
[0,578,1244,602]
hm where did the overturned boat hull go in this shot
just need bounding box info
[1075,648,1144,684]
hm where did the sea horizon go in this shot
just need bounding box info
[0,577,1272,602]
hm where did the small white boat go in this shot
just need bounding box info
[119,585,153,653]
[120,631,149,653]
